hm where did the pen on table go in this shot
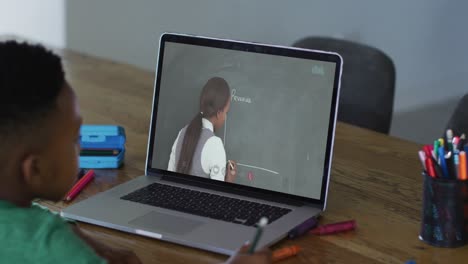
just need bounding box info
[288,217,319,239]
[64,169,95,202]
[272,245,301,262]
[248,217,268,254]
[310,220,356,235]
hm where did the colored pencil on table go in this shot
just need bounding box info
[272,245,301,262]
[64,169,96,202]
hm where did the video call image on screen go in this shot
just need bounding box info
[152,42,336,199]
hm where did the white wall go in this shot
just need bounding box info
[65,0,468,114]
[0,0,66,47]
[1,0,466,142]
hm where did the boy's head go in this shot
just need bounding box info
[0,41,82,204]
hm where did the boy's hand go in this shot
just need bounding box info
[225,243,272,264]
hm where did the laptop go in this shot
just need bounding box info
[61,33,343,255]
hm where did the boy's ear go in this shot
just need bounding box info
[21,154,45,191]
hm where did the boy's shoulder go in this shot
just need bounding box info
[0,200,105,264]
[0,200,67,233]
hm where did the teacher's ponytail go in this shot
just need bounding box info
[176,77,230,174]
[176,112,203,174]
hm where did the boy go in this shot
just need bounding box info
[0,41,271,264]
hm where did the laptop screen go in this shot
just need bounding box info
[148,34,341,202]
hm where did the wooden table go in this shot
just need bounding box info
[38,48,468,264]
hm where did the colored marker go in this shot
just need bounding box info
[453,152,460,179]
[272,245,301,262]
[64,169,95,202]
[453,136,460,152]
[438,138,444,148]
[418,151,426,171]
[433,140,440,160]
[445,151,455,178]
[446,129,454,152]
[431,156,444,178]
[248,217,268,254]
[423,145,433,156]
[459,151,467,180]
[288,217,319,239]
[423,145,433,160]
[438,147,449,178]
[310,220,356,235]
[425,157,436,178]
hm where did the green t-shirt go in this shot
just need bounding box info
[0,200,106,264]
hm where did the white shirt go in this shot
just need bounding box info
[168,118,227,181]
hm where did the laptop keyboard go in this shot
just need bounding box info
[120,182,292,226]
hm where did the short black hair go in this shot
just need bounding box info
[0,41,65,141]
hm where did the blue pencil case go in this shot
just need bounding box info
[79,125,126,169]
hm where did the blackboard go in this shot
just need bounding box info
[152,42,336,199]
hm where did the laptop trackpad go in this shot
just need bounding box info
[129,211,203,235]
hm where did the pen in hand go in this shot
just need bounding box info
[249,217,268,254]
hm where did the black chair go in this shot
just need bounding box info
[445,94,468,136]
[293,37,396,134]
